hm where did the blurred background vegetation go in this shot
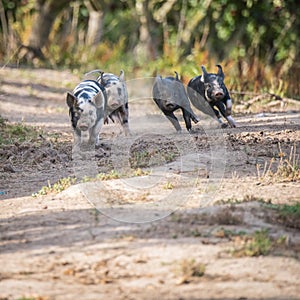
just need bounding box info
[0,0,299,99]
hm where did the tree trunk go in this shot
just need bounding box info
[0,0,8,51]
[134,0,157,62]
[84,0,103,47]
[19,0,73,61]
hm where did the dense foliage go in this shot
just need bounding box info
[0,0,299,98]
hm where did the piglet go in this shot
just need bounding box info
[66,79,107,150]
[153,71,199,133]
[187,65,236,128]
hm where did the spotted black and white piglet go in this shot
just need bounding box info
[99,70,130,136]
[66,80,107,149]
[85,70,130,136]
[187,65,236,128]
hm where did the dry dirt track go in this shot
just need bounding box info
[0,67,300,300]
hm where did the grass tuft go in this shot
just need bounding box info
[162,181,174,190]
[175,258,206,284]
[0,116,43,145]
[232,229,272,257]
[96,170,120,180]
[32,170,124,197]
[257,142,300,183]
[32,177,77,197]
[132,168,151,177]
[264,202,300,229]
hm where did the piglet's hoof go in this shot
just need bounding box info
[227,116,237,128]
[221,123,228,129]
[81,143,94,152]
[192,116,200,124]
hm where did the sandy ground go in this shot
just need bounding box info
[0,67,300,300]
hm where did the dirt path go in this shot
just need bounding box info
[0,67,300,300]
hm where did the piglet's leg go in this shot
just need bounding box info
[118,107,131,136]
[190,111,200,123]
[226,115,236,128]
[182,108,192,132]
[225,99,237,128]
[90,118,104,146]
[72,132,81,157]
[164,111,182,132]
[212,104,227,128]
[122,122,130,136]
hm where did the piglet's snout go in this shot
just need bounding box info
[78,123,89,131]
[78,117,90,131]
[110,101,122,110]
[166,102,175,108]
[165,98,177,109]
[214,91,224,100]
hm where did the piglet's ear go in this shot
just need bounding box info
[96,71,104,83]
[119,70,125,82]
[201,65,208,82]
[155,75,162,84]
[216,64,225,79]
[66,92,76,108]
[93,91,106,108]
[174,71,179,81]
